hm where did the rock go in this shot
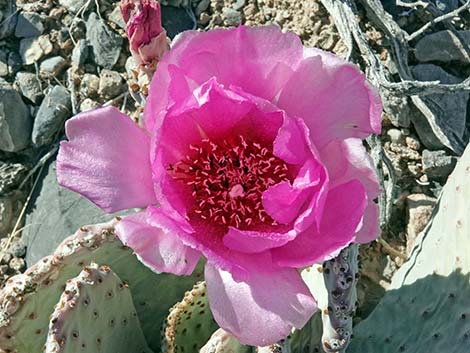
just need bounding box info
[414,30,470,64]
[0,162,27,194]
[196,0,210,16]
[0,251,11,265]
[98,69,124,98]
[0,79,32,152]
[86,12,122,69]
[0,197,12,235]
[233,0,246,11]
[19,35,53,65]
[15,71,43,104]
[387,128,404,144]
[432,0,459,12]
[79,98,99,112]
[7,52,21,75]
[39,56,68,76]
[410,64,469,153]
[8,257,25,272]
[80,73,100,98]
[0,0,18,40]
[405,135,420,151]
[406,194,436,255]
[223,8,242,26]
[7,239,26,258]
[422,149,458,179]
[23,160,125,265]
[0,51,8,77]
[14,12,44,38]
[161,5,196,39]
[58,0,90,13]
[108,5,126,30]
[32,86,72,147]
[71,39,89,66]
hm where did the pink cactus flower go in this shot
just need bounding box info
[120,0,169,67]
[57,26,382,346]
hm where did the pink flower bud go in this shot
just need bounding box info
[120,0,170,68]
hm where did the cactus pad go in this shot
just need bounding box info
[44,263,152,353]
[162,281,219,353]
[0,219,203,353]
[348,145,470,353]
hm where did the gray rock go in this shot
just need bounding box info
[15,71,43,104]
[406,194,436,255]
[86,12,122,69]
[387,128,404,144]
[0,196,12,235]
[7,52,21,75]
[223,8,242,26]
[233,0,246,11]
[39,56,68,76]
[415,30,470,64]
[161,5,196,39]
[98,69,124,98]
[108,5,126,30]
[71,39,89,66]
[19,35,53,65]
[432,0,459,13]
[0,0,18,40]
[58,0,90,13]
[196,0,210,16]
[79,98,99,112]
[14,12,44,38]
[0,51,7,77]
[32,85,71,147]
[422,149,458,179]
[410,64,469,153]
[7,239,26,258]
[23,160,125,265]
[0,79,32,152]
[0,162,27,194]
[8,257,25,272]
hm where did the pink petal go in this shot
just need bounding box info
[205,261,317,346]
[273,179,367,267]
[222,227,296,254]
[115,211,200,275]
[57,107,156,212]
[277,50,382,148]
[320,138,381,243]
[145,25,304,131]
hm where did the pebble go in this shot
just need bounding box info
[15,71,43,104]
[86,12,122,69]
[223,8,242,26]
[79,98,100,112]
[415,30,470,64]
[0,0,18,40]
[98,69,124,98]
[0,78,32,152]
[387,128,404,145]
[0,197,12,234]
[196,0,210,16]
[0,51,7,77]
[32,85,72,147]
[19,35,53,65]
[0,251,11,265]
[71,39,89,67]
[9,257,25,272]
[406,194,436,255]
[108,5,126,30]
[7,239,26,258]
[405,136,420,151]
[0,265,8,276]
[58,0,90,14]
[40,56,68,76]
[233,0,246,11]
[14,12,44,38]
[80,73,100,98]
[0,162,27,194]
[422,150,458,179]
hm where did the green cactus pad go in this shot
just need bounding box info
[348,145,470,353]
[44,263,152,353]
[0,219,203,353]
[162,281,219,353]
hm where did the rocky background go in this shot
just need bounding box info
[0,0,469,323]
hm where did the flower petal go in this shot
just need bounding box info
[277,49,382,148]
[115,211,200,275]
[319,138,381,243]
[205,261,317,346]
[145,25,304,131]
[57,106,156,212]
[273,179,367,267]
[222,227,296,254]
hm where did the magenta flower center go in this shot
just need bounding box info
[169,135,290,230]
